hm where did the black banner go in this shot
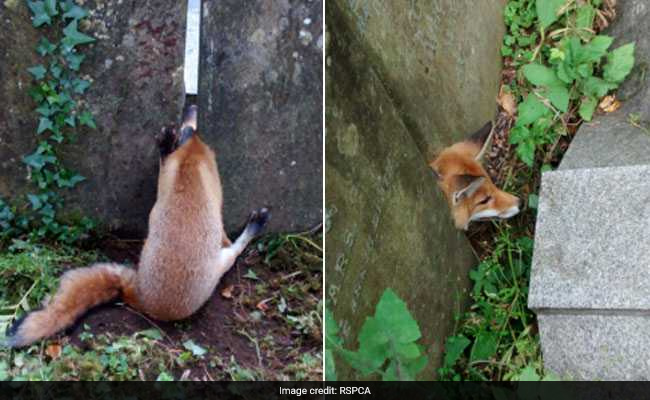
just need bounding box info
[0,382,648,400]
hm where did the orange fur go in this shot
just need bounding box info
[5,109,269,347]
[430,122,520,230]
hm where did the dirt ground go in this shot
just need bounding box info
[60,234,323,380]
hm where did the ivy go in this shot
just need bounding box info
[0,1,97,246]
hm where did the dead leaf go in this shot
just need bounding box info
[256,298,271,311]
[497,86,517,117]
[598,95,621,113]
[46,343,62,359]
[220,285,234,299]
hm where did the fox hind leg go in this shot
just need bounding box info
[215,208,270,277]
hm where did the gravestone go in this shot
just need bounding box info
[529,0,650,380]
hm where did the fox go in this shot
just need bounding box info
[4,105,269,348]
[429,121,520,230]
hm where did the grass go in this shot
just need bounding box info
[0,231,322,381]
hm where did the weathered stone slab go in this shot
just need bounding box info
[199,0,323,233]
[529,165,650,379]
[0,1,187,236]
[325,0,492,379]
[332,0,506,160]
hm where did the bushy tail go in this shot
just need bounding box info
[4,263,137,348]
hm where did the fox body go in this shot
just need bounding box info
[5,106,269,347]
[430,122,520,230]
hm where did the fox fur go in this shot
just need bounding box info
[5,105,269,347]
[430,121,520,230]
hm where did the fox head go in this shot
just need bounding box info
[430,121,520,230]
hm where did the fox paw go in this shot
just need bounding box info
[156,125,178,158]
[245,208,270,236]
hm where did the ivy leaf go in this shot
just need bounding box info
[536,0,567,29]
[36,37,57,56]
[579,96,598,121]
[61,20,96,52]
[73,79,91,94]
[27,194,43,210]
[36,105,54,117]
[27,1,52,27]
[523,63,563,87]
[37,117,53,134]
[64,115,76,127]
[545,85,569,112]
[517,95,549,126]
[50,63,62,79]
[62,4,88,20]
[604,43,635,83]
[27,65,47,80]
[23,152,56,170]
[182,340,207,357]
[79,111,96,129]
[65,53,86,71]
[443,335,470,368]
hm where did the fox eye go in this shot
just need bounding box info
[478,196,491,205]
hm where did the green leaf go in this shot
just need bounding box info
[243,269,258,280]
[517,139,536,167]
[583,36,613,62]
[523,64,563,87]
[64,115,76,127]
[73,79,91,94]
[27,194,43,210]
[23,152,56,169]
[27,1,52,26]
[37,117,53,134]
[182,340,207,357]
[604,43,635,83]
[470,331,498,363]
[36,37,57,56]
[545,85,569,112]
[536,0,566,29]
[579,96,598,121]
[517,95,549,126]
[61,20,96,52]
[516,366,541,381]
[136,329,163,340]
[582,76,617,98]
[325,349,338,381]
[528,194,539,209]
[27,65,47,80]
[65,53,86,71]
[575,4,595,30]
[443,335,470,367]
[373,288,421,344]
[79,111,97,129]
[62,4,88,20]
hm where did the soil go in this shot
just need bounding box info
[63,235,322,380]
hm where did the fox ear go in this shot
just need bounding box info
[467,121,493,160]
[431,168,441,180]
[452,175,485,205]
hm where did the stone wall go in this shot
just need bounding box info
[0,0,322,236]
[325,0,505,379]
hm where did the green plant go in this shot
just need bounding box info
[0,0,97,246]
[502,0,635,167]
[326,289,428,381]
[438,227,554,381]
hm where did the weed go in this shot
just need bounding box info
[326,289,427,381]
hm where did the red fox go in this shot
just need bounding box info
[429,121,520,230]
[4,105,269,347]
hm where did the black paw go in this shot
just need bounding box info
[245,207,270,236]
[156,125,178,159]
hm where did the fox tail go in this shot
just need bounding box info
[4,263,137,348]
